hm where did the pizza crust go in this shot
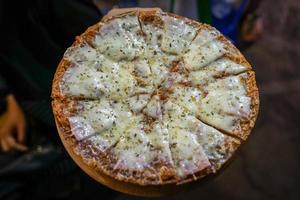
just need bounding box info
[239,71,260,140]
[51,8,259,189]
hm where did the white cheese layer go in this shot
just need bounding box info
[163,100,186,121]
[195,120,238,163]
[179,115,238,163]
[163,101,238,172]
[111,101,134,133]
[61,53,137,99]
[134,59,152,77]
[68,99,119,151]
[113,116,151,171]
[128,94,151,113]
[80,100,115,132]
[64,42,98,63]
[144,95,162,119]
[193,28,220,46]
[184,37,224,70]
[69,116,95,141]
[189,58,248,85]
[61,44,109,98]
[61,65,104,98]
[198,73,251,133]
[147,123,174,167]
[100,67,137,100]
[140,20,163,58]
[169,127,210,177]
[149,60,169,87]
[93,15,144,61]
[162,101,210,177]
[161,15,198,55]
[169,85,202,115]
[81,100,137,153]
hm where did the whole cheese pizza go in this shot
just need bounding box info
[52,8,259,190]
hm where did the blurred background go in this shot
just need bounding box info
[0,0,299,199]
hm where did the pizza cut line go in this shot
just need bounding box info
[52,9,259,185]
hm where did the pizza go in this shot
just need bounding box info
[51,8,259,188]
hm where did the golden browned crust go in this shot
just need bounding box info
[238,71,259,140]
[80,22,103,47]
[219,34,252,70]
[51,9,259,189]
[218,71,259,141]
[138,9,164,28]
[211,136,241,171]
[102,10,139,22]
[51,58,70,99]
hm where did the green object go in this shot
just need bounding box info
[169,0,175,13]
[197,0,212,24]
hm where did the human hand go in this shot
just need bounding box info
[0,95,28,152]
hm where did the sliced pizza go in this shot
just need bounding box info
[51,9,259,188]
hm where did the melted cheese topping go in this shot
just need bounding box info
[57,11,255,181]
[128,94,151,112]
[64,42,98,63]
[184,33,224,70]
[69,99,118,151]
[62,51,137,99]
[61,65,104,98]
[114,117,151,171]
[140,20,164,59]
[161,15,198,55]
[195,120,237,162]
[144,95,162,119]
[94,15,144,61]
[198,73,251,133]
[178,115,237,161]
[161,102,210,177]
[169,85,202,115]
[168,124,210,177]
[147,123,174,164]
[188,58,248,85]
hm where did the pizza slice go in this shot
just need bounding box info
[197,72,259,140]
[89,14,144,61]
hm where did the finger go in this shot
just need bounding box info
[0,138,9,152]
[12,142,28,152]
[6,136,28,152]
[17,121,26,143]
[5,136,16,151]
[6,135,16,145]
